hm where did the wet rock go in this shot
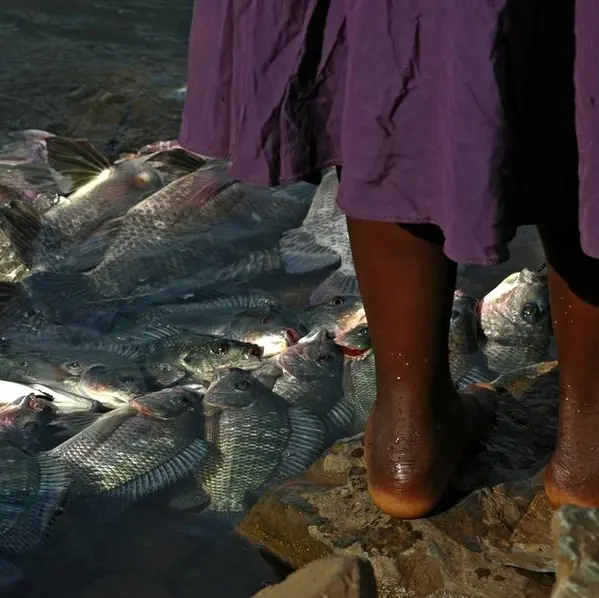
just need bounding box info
[551,506,599,598]
[252,556,378,598]
[240,362,561,597]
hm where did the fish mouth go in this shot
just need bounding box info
[338,344,369,357]
[284,328,301,345]
[129,399,155,418]
[247,345,264,358]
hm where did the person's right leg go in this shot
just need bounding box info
[347,217,497,519]
[538,220,599,508]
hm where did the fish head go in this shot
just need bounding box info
[298,295,365,336]
[203,368,272,410]
[130,388,203,420]
[480,267,551,344]
[448,290,481,354]
[180,337,263,378]
[109,157,165,196]
[146,359,188,387]
[232,311,301,357]
[0,392,56,448]
[334,323,372,357]
[276,329,344,381]
[79,364,148,404]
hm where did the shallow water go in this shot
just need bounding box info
[0,2,549,595]
[0,0,191,152]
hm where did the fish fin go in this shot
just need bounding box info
[46,136,111,193]
[321,399,355,443]
[72,438,210,521]
[0,281,30,320]
[49,412,102,441]
[168,486,211,512]
[0,451,69,554]
[265,407,325,488]
[278,227,341,274]
[0,558,23,588]
[144,147,206,173]
[115,321,182,354]
[309,268,359,304]
[0,200,42,267]
[23,271,119,331]
[59,219,123,272]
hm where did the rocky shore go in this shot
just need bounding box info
[239,361,598,598]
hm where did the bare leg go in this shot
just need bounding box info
[539,220,599,508]
[346,217,496,519]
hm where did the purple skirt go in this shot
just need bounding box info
[180,1,599,265]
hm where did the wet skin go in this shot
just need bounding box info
[538,220,599,509]
[346,217,497,519]
[347,210,599,518]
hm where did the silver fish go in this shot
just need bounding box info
[274,329,353,443]
[0,137,167,273]
[0,443,68,555]
[279,168,358,302]
[48,388,209,519]
[170,368,325,519]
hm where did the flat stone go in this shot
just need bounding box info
[239,362,561,597]
[252,556,378,598]
[551,506,599,598]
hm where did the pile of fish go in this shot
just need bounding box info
[0,130,554,587]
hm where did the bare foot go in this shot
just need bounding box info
[365,384,497,519]
[544,454,599,509]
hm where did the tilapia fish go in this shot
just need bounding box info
[448,291,496,387]
[298,294,365,336]
[23,167,311,328]
[0,393,55,453]
[335,324,376,434]
[128,328,265,386]
[274,329,354,443]
[48,388,209,519]
[170,368,325,519]
[0,137,169,274]
[278,167,359,302]
[0,442,68,555]
[0,341,149,409]
[119,294,300,358]
[479,267,552,374]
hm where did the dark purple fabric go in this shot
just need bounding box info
[180,1,599,266]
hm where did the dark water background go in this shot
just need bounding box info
[0,0,191,152]
[0,2,548,596]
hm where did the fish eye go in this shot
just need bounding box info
[65,361,80,370]
[329,296,345,306]
[520,302,542,323]
[317,353,333,363]
[211,342,230,355]
[261,315,273,324]
[179,394,193,406]
[20,360,29,367]
[134,171,154,188]
[450,308,461,322]
[233,379,251,391]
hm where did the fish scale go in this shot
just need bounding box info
[201,401,291,514]
[0,442,69,554]
[48,389,209,518]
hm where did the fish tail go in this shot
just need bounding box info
[0,453,69,555]
[23,271,119,331]
[278,227,341,274]
[0,200,42,267]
